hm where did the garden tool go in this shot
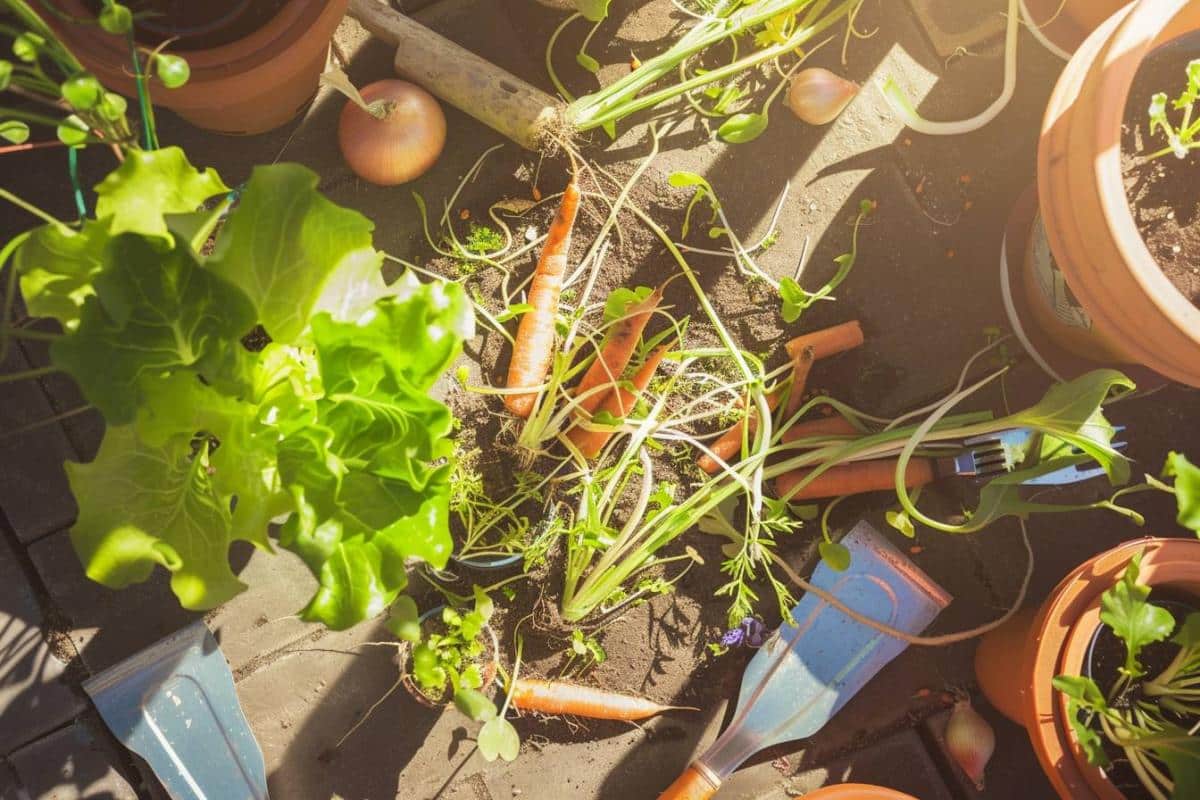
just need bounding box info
[658,521,950,799]
[84,621,269,800]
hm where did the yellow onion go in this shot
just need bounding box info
[786,68,859,125]
[337,79,446,186]
[945,697,995,790]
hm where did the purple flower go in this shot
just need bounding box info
[719,617,767,648]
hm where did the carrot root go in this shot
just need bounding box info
[696,391,781,475]
[510,678,693,720]
[573,285,664,417]
[783,344,815,420]
[781,415,858,443]
[775,457,935,501]
[567,340,674,459]
[784,320,864,362]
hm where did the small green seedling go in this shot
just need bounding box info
[408,586,497,708]
[779,199,874,323]
[1147,59,1200,161]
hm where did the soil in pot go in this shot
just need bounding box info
[81,0,289,49]
[1079,594,1200,800]
[1122,33,1200,310]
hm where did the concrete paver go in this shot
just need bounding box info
[7,715,138,800]
[0,534,81,755]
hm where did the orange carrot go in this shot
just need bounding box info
[784,320,864,361]
[510,678,692,720]
[775,457,935,501]
[781,415,858,443]
[697,391,781,475]
[783,344,815,420]
[504,176,582,418]
[567,340,674,459]
[573,286,664,416]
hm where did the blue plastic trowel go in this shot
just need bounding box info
[660,521,951,799]
[83,621,270,800]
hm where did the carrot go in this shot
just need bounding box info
[783,344,815,420]
[784,320,864,361]
[775,457,935,501]
[510,678,694,720]
[566,340,674,459]
[781,415,858,443]
[573,286,664,416]
[696,391,781,475]
[504,175,582,418]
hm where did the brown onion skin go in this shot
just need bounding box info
[337,79,446,186]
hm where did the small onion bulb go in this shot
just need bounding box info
[338,79,446,186]
[945,697,996,790]
[786,68,860,126]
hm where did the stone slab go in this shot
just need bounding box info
[906,0,1009,58]
[15,324,105,464]
[0,329,78,544]
[8,715,138,800]
[0,534,82,755]
[924,701,1058,799]
[28,531,319,677]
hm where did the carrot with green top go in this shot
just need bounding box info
[504,175,582,418]
[697,391,781,475]
[567,340,674,459]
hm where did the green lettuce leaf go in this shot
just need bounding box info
[94,146,228,240]
[1165,452,1200,535]
[1100,552,1175,678]
[50,234,256,423]
[13,219,110,329]
[66,425,246,610]
[207,163,386,343]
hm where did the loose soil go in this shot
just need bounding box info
[83,0,288,49]
[1081,595,1199,800]
[1122,35,1200,310]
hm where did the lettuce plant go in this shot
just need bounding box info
[5,147,473,629]
[1147,59,1200,161]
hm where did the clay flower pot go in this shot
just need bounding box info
[802,785,918,799]
[975,537,1200,799]
[400,606,498,709]
[44,0,350,135]
[1022,0,1200,387]
[1020,0,1130,56]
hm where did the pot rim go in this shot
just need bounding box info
[1090,0,1200,348]
[798,784,919,800]
[1025,537,1200,799]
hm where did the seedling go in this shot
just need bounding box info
[1147,59,1200,161]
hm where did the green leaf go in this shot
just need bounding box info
[778,277,809,324]
[717,112,769,144]
[207,163,385,342]
[93,146,229,241]
[1173,612,1200,652]
[386,596,422,642]
[575,52,600,74]
[1149,92,1172,137]
[0,120,29,144]
[602,286,654,323]
[495,302,534,322]
[61,74,104,110]
[1156,728,1200,800]
[66,426,246,610]
[572,0,612,23]
[453,688,497,722]
[668,171,712,190]
[473,585,495,621]
[885,509,916,538]
[13,219,111,329]
[1164,452,1200,535]
[50,234,256,424]
[478,716,520,762]
[818,540,851,572]
[1099,552,1175,678]
[56,115,89,146]
[1052,675,1111,767]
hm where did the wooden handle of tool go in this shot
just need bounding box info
[775,458,936,500]
[347,0,563,150]
[658,765,720,800]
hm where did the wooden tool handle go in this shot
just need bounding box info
[347,0,563,150]
[658,765,720,800]
[775,458,935,501]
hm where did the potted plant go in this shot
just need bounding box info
[1019,0,1130,56]
[975,453,1200,799]
[39,0,350,134]
[1019,0,1200,387]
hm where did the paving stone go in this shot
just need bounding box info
[8,715,138,800]
[924,700,1058,799]
[0,330,78,545]
[15,324,105,464]
[906,0,1008,58]
[0,759,22,800]
[0,534,82,755]
[28,532,319,677]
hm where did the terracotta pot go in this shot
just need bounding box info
[975,537,1200,799]
[400,607,498,708]
[44,0,350,135]
[801,785,918,799]
[1027,0,1200,387]
[1021,0,1130,55]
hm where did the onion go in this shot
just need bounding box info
[337,79,446,186]
[945,697,995,790]
[786,68,859,126]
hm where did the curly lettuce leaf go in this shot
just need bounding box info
[207,164,386,343]
[1165,452,1200,534]
[66,425,246,610]
[94,146,228,240]
[13,219,110,329]
[50,234,256,424]
[1101,552,1175,678]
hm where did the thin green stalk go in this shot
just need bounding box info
[0,187,66,227]
[0,364,59,382]
[127,30,157,149]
